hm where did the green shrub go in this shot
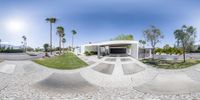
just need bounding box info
[84,51,91,56]
[155,47,183,55]
[84,51,97,56]
[90,51,97,55]
[155,48,162,55]
[174,49,183,55]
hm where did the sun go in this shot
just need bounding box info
[6,19,25,33]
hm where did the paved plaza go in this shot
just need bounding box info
[1,55,200,99]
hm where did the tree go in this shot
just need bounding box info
[43,43,49,52]
[163,44,170,54]
[35,47,43,52]
[143,26,164,60]
[56,26,65,54]
[174,25,196,62]
[45,17,57,55]
[22,35,27,53]
[111,34,133,40]
[139,40,146,58]
[163,44,170,50]
[43,43,49,56]
[61,34,65,52]
[62,38,66,51]
[71,30,77,51]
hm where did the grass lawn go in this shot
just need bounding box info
[141,59,200,69]
[33,52,88,70]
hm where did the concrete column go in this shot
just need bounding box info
[130,43,139,59]
[97,45,100,59]
[136,43,139,59]
[149,49,152,58]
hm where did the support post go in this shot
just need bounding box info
[149,49,152,58]
[97,45,100,59]
[136,43,139,59]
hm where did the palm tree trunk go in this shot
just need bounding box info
[25,41,27,53]
[72,35,74,51]
[63,42,64,52]
[59,37,61,54]
[183,47,186,62]
[50,23,52,55]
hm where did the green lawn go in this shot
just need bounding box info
[33,52,88,70]
[141,59,200,69]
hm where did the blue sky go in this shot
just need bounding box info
[0,0,200,48]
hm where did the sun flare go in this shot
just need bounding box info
[6,19,25,33]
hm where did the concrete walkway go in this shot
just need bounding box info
[1,56,200,99]
[81,57,157,88]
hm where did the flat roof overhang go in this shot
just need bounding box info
[83,40,138,47]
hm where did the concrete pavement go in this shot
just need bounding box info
[1,56,200,99]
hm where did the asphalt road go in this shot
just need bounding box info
[0,53,44,60]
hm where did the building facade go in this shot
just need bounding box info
[76,40,139,59]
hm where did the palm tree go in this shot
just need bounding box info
[62,38,66,52]
[56,26,65,54]
[22,35,27,53]
[45,17,57,55]
[71,30,77,51]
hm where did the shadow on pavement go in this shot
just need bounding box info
[33,72,98,93]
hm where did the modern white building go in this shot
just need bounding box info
[76,40,139,59]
